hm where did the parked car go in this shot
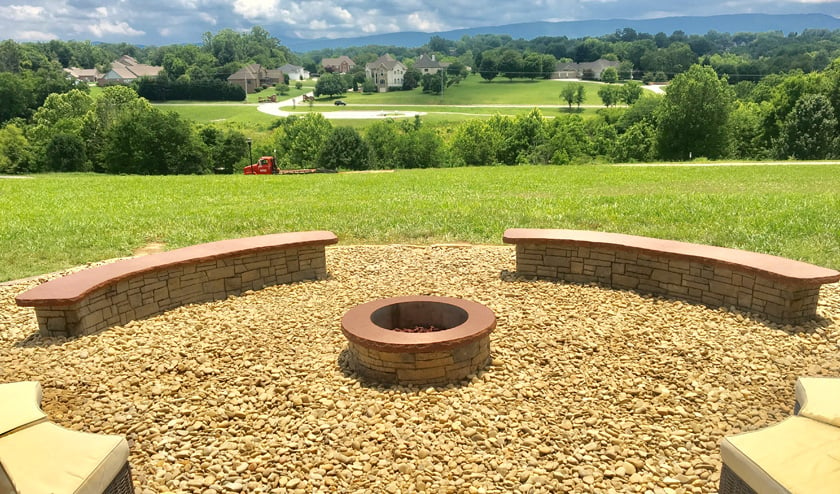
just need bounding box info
[334,100,347,106]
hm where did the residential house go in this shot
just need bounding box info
[365,54,407,92]
[553,59,621,80]
[227,64,284,93]
[99,55,163,85]
[414,54,449,75]
[279,63,310,81]
[321,56,355,74]
[64,67,102,83]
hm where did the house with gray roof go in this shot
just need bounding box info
[553,59,621,80]
[414,54,449,75]
[99,55,162,85]
[365,55,407,92]
[227,64,284,93]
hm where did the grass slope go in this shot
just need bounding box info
[1,165,838,281]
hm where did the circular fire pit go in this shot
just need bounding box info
[341,296,496,386]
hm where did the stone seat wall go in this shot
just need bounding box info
[503,228,840,325]
[15,231,338,337]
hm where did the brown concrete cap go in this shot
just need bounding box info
[341,296,496,353]
[15,231,338,307]
[503,228,840,284]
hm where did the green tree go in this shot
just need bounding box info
[774,93,838,159]
[498,50,523,81]
[600,67,619,83]
[364,120,400,169]
[611,121,656,163]
[451,119,501,166]
[478,57,498,82]
[656,64,733,160]
[560,85,576,109]
[0,124,34,174]
[318,127,368,170]
[273,113,333,168]
[314,72,345,97]
[362,78,377,93]
[101,106,208,175]
[574,84,586,109]
[620,81,644,105]
[598,85,620,107]
[402,68,421,90]
[45,133,89,172]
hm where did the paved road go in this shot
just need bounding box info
[258,92,426,119]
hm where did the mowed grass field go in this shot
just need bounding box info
[143,76,605,125]
[2,164,839,281]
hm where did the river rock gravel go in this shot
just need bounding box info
[1,244,839,494]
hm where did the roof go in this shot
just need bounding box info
[556,58,620,74]
[227,63,265,81]
[365,54,405,71]
[414,54,443,69]
[64,67,102,79]
[107,55,163,79]
[321,56,355,68]
[279,64,304,72]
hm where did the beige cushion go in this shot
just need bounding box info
[0,460,16,494]
[721,416,840,493]
[0,421,129,494]
[0,381,46,436]
[795,376,840,427]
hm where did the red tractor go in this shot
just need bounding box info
[243,156,278,174]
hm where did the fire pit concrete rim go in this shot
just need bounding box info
[341,295,496,353]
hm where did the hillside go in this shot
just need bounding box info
[283,13,840,51]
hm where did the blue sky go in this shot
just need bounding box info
[2,0,840,45]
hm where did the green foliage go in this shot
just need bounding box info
[101,106,209,175]
[364,120,400,169]
[598,85,621,107]
[774,93,839,159]
[620,81,644,105]
[273,113,333,168]
[478,57,498,82]
[0,124,33,174]
[363,78,377,93]
[611,121,656,163]
[601,67,619,83]
[727,101,769,160]
[45,133,89,172]
[134,77,245,101]
[197,126,248,173]
[450,119,503,166]
[656,64,733,160]
[314,73,346,98]
[319,127,368,170]
[402,69,421,90]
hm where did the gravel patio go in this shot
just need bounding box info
[2,244,838,494]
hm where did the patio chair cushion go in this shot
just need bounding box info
[794,376,840,426]
[0,420,129,494]
[0,381,47,436]
[720,415,840,493]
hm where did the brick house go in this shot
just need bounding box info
[321,56,355,74]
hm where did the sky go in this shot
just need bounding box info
[2,0,840,45]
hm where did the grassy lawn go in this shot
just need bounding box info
[337,76,604,106]
[1,165,838,281]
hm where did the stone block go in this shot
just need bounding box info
[651,269,682,285]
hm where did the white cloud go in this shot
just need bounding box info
[15,30,58,41]
[406,12,444,32]
[233,0,281,19]
[1,5,46,21]
[86,21,145,38]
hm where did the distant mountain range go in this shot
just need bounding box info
[283,13,840,52]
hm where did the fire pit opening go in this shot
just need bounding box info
[341,296,495,386]
[371,301,468,332]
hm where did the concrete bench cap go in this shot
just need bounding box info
[16,231,338,307]
[503,228,840,284]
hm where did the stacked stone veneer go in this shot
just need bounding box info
[347,337,491,386]
[505,229,840,326]
[17,232,337,338]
